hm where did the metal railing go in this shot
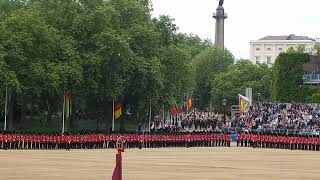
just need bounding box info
[304,73,320,84]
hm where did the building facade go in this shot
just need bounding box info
[250,35,316,65]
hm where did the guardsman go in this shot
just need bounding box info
[316,135,320,151]
[237,133,241,147]
[226,134,231,147]
[66,133,72,150]
[138,133,143,149]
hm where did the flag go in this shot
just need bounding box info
[239,94,250,113]
[64,93,72,119]
[170,106,177,116]
[114,100,122,119]
[179,104,184,114]
[187,96,192,112]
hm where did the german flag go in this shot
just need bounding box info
[114,100,122,119]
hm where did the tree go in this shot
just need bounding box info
[211,60,272,109]
[306,93,320,103]
[0,7,82,130]
[315,45,320,56]
[271,50,310,102]
[193,48,234,110]
[0,0,209,132]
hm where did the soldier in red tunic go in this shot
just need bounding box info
[2,132,8,150]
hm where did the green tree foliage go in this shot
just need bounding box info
[211,60,272,109]
[193,48,234,110]
[0,0,205,131]
[315,44,320,56]
[271,50,310,102]
[306,93,320,103]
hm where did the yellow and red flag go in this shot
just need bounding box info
[187,97,192,112]
[114,100,122,119]
[64,93,72,119]
[238,94,250,113]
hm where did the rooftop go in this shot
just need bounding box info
[303,56,320,73]
[259,34,315,41]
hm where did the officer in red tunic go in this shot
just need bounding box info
[226,134,231,147]
[237,133,241,147]
[2,132,8,150]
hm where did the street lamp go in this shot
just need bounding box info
[257,92,261,102]
[222,97,227,125]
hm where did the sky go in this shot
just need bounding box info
[151,0,320,59]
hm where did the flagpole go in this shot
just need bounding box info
[162,103,165,127]
[4,86,7,131]
[62,92,65,135]
[112,98,115,132]
[149,100,151,132]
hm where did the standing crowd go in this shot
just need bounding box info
[236,103,320,131]
[180,112,227,131]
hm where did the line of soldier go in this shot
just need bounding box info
[237,133,320,151]
[0,132,231,150]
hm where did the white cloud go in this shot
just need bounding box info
[151,0,320,59]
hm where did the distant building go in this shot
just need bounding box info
[316,38,320,46]
[250,34,316,65]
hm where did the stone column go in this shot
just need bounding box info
[213,6,227,48]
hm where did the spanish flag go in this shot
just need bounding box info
[239,94,250,113]
[114,100,122,119]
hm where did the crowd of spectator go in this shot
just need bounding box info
[149,112,229,133]
[235,103,320,132]
[180,112,228,131]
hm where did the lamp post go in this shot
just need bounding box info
[257,92,261,103]
[222,97,227,125]
[300,76,306,99]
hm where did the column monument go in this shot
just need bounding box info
[213,0,227,48]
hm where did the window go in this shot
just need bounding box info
[298,45,305,51]
[256,48,261,51]
[278,47,283,51]
[267,56,272,64]
[255,56,260,64]
[267,47,272,51]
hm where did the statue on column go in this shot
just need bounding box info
[219,0,224,7]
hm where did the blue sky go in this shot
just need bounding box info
[151,0,320,59]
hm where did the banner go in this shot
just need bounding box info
[114,100,122,119]
[187,96,192,112]
[238,94,250,113]
[64,93,72,119]
[112,152,122,180]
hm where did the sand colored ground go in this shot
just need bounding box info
[0,147,320,180]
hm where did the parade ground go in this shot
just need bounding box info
[0,147,320,180]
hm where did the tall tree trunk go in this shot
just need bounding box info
[105,101,112,131]
[19,98,26,130]
[8,93,15,131]
[47,101,53,124]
